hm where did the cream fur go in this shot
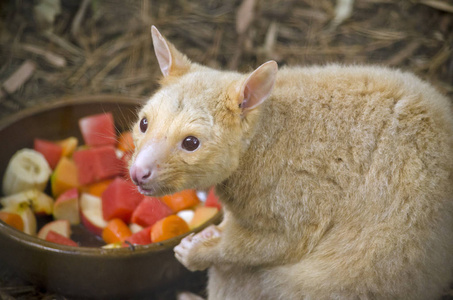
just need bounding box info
[131,31,453,300]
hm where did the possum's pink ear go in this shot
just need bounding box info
[151,26,191,77]
[239,61,278,114]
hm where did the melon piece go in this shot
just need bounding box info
[56,136,78,157]
[130,197,173,227]
[46,230,79,247]
[101,177,144,223]
[123,226,152,246]
[34,139,63,170]
[53,188,80,225]
[51,156,79,197]
[79,112,116,147]
[205,187,222,210]
[189,206,219,230]
[73,146,123,185]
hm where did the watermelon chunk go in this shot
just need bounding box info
[34,138,63,169]
[123,226,152,246]
[79,112,116,147]
[73,146,123,185]
[131,197,173,227]
[205,187,222,210]
[101,177,144,223]
[46,230,79,247]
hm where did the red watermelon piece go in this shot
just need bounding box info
[131,197,173,227]
[46,230,79,247]
[79,112,116,147]
[123,226,152,246]
[34,138,63,169]
[101,177,144,223]
[205,187,222,210]
[73,146,123,185]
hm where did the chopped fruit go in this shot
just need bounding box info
[0,211,24,231]
[117,131,135,152]
[189,206,219,230]
[73,146,123,185]
[34,139,63,170]
[131,197,172,227]
[51,157,79,198]
[101,177,144,223]
[79,112,116,147]
[151,215,190,243]
[161,189,200,213]
[102,218,132,244]
[45,230,79,247]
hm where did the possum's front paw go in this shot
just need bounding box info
[174,225,221,271]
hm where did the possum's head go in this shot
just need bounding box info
[129,26,277,196]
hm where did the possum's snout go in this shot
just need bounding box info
[129,141,167,195]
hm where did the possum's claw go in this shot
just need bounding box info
[174,225,221,271]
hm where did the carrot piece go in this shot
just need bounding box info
[80,179,114,197]
[151,215,190,243]
[117,131,135,152]
[102,218,132,244]
[0,211,24,231]
[161,189,200,213]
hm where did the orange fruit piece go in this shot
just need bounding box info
[161,189,200,213]
[51,156,79,198]
[0,211,24,231]
[81,179,114,197]
[151,215,190,243]
[117,131,135,152]
[102,218,132,244]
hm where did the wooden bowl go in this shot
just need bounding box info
[0,95,219,299]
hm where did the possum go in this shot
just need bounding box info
[129,26,453,300]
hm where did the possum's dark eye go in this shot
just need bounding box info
[139,117,148,133]
[182,136,200,151]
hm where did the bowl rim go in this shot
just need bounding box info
[0,94,221,257]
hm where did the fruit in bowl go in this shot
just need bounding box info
[0,95,222,299]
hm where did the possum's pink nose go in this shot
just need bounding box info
[130,164,152,186]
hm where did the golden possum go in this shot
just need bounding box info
[129,26,453,300]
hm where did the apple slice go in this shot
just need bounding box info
[0,189,54,215]
[53,188,80,225]
[1,205,37,235]
[46,230,79,247]
[129,223,144,234]
[177,209,195,224]
[80,193,108,236]
[38,219,71,240]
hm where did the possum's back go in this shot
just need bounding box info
[225,65,453,299]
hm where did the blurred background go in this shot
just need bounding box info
[0,0,452,120]
[0,0,452,298]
